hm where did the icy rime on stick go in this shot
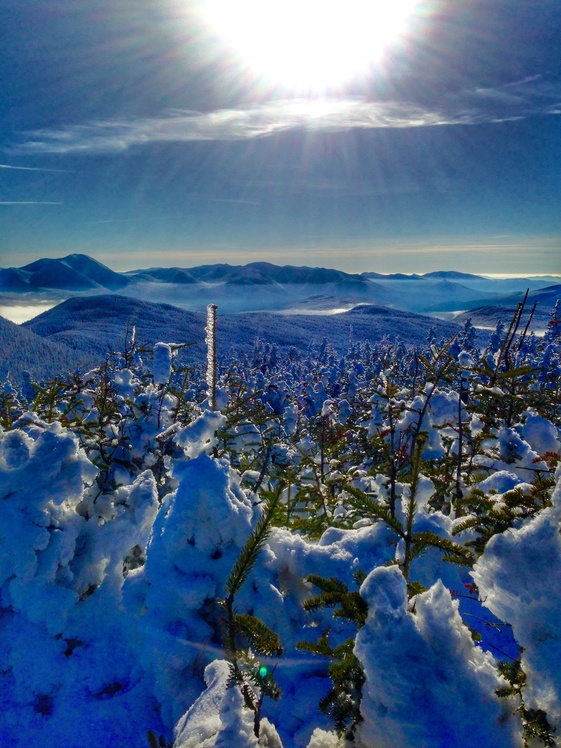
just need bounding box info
[206,303,218,411]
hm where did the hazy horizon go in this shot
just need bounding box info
[2,248,561,279]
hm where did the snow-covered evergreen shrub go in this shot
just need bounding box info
[0,307,560,747]
[355,566,521,748]
[472,468,561,729]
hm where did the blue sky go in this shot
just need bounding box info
[1,0,560,274]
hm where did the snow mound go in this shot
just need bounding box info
[472,470,561,725]
[355,566,520,748]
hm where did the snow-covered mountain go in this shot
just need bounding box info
[453,285,561,332]
[1,259,560,748]
[0,254,129,293]
[1,254,558,316]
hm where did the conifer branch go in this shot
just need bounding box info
[225,487,282,600]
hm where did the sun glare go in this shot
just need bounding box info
[204,0,418,90]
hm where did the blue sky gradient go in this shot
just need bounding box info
[1,0,560,274]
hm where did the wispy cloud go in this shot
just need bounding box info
[13,78,561,155]
[0,201,63,205]
[0,163,70,172]
[204,197,261,205]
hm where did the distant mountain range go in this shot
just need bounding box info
[1,255,559,382]
[1,254,559,317]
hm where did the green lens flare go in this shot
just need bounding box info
[259,666,268,677]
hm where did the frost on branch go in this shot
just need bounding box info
[206,303,218,410]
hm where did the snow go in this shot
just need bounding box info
[153,342,172,384]
[173,660,256,747]
[0,319,560,747]
[472,471,561,725]
[521,410,561,456]
[0,422,95,632]
[132,453,272,729]
[176,411,226,459]
[304,729,340,748]
[355,568,521,748]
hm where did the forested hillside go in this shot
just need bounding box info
[1,294,463,381]
[0,315,98,382]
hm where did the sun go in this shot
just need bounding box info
[203,0,419,91]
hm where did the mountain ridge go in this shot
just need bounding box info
[1,253,559,317]
[2,253,129,293]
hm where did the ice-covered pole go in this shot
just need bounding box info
[206,303,218,410]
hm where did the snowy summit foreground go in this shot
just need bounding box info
[1,306,561,747]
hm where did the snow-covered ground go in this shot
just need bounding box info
[1,313,560,747]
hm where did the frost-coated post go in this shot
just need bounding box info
[206,303,218,411]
